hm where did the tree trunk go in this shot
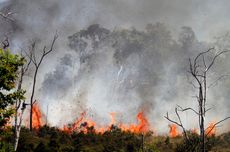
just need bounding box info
[30,68,38,131]
[14,107,25,151]
[14,68,24,151]
[141,133,144,152]
[200,115,205,152]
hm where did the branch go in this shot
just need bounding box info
[194,48,214,66]
[206,50,230,72]
[44,33,58,55]
[0,11,15,22]
[205,108,212,113]
[202,55,207,68]
[208,74,230,88]
[164,108,189,141]
[37,33,58,68]
[164,112,181,127]
[177,105,200,115]
[205,117,230,136]
[32,100,37,105]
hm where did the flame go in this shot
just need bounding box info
[32,103,43,129]
[109,112,116,126]
[118,112,150,133]
[205,122,216,136]
[169,124,179,137]
[62,111,151,134]
[62,112,86,133]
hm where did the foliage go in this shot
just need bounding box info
[0,48,25,128]
[0,125,228,152]
[0,127,14,152]
[175,132,219,152]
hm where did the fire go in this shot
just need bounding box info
[27,103,152,134]
[205,122,216,136]
[32,103,43,129]
[169,124,179,137]
[62,111,151,134]
[109,112,116,126]
[62,112,86,133]
[118,112,150,133]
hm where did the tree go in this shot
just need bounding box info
[0,47,25,128]
[25,33,58,131]
[13,50,32,151]
[165,48,230,152]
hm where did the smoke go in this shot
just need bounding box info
[1,0,230,133]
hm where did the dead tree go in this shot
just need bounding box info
[165,48,230,152]
[26,34,58,131]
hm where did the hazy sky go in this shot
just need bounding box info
[1,0,230,41]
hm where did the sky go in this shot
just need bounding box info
[1,0,230,41]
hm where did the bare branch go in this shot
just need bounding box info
[164,112,181,127]
[205,117,230,136]
[205,108,212,113]
[177,105,200,115]
[202,55,207,68]
[44,33,58,55]
[32,100,37,105]
[208,74,230,88]
[194,48,214,66]
[37,33,58,68]
[0,11,15,22]
[164,108,189,141]
[206,50,230,72]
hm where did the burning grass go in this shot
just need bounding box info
[28,102,219,138]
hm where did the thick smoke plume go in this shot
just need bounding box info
[1,0,230,133]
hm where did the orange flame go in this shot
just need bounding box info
[169,124,179,137]
[109,112,116,126]
[205,122,216,136]
[32,103,43,129]
[62,112,86,133]
[62,111,151,134]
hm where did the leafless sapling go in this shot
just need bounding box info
[25,33,58,131]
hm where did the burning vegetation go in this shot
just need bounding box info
[28,103,219,139]
[30,103,152,134]
[168,124,180,138]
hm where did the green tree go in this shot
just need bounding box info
[0,48,25,128]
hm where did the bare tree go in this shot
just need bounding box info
[25,33,58,131]
[165,48,230,152]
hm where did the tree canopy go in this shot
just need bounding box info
[0,48,25,128]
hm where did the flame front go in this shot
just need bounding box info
[62,111,151,134]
